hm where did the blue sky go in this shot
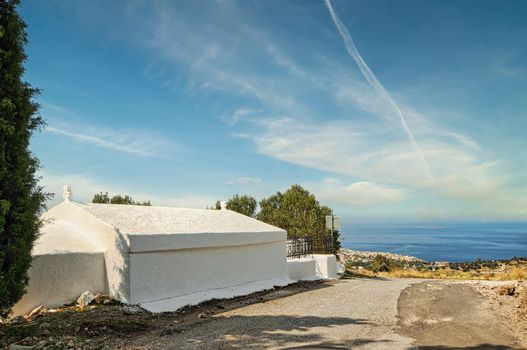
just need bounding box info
[20,0,527,222]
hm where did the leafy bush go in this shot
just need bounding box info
[371,255,391,273]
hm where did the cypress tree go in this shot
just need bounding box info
[0,0,47,317]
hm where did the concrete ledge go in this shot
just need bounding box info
[287,258,318,281]
[287,254,338,281]
[313,254,337,279]
[140,277,293,313]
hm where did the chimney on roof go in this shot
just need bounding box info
[220,201,227,210]
[63,185,72,201]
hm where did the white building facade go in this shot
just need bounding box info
[13,187,336,315]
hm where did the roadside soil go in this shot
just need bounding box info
[473,280,527,346]
[397,280,526,349]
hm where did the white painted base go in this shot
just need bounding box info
[287,258,318,281]
[286,254,338,281]
[313,254,338,279]
[140,277,293,313]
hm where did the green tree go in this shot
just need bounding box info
[0,0,47,317]
[207,200,221,210]
[92,192,109,204]
[226,194,257,217]
[110,194,135,205]
[91,192,151,206]
[258,185,340,253]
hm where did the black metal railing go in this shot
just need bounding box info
[286,235,334,259]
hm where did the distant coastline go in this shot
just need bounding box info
[338,248,527,281]
[340,221,527,262]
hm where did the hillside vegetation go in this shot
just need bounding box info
[340,249,527,281]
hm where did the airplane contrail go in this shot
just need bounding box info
[324,0,435,184]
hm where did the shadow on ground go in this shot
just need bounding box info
[409,345,524,350]
[279,338,393,349]
[145,314,374,349]
[339,271,390,281]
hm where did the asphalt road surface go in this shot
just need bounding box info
[123,278,525,349]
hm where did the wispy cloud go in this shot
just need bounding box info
[40,171,216,209]
[58,1,526,218]
[226,176,263,185]
[307,178,407,207]
[45,123,180,159]
[325,0,434,183]
[220,107,261,125]
[41,101,184,159]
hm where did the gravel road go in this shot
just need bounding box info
[127,278,418,349]
[6,278,524,349]
[123,278,526,350]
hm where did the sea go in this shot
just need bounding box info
[339,222,527,262]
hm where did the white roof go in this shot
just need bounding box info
[72,202,283,235]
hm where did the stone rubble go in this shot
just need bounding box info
[76,291,96,308]
[121,305,144,316]
[497,284,516,296]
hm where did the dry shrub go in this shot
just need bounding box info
[378,265,527,281]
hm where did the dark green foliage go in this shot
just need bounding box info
[226,194,257,217]
[92,192,110,204]
[258,185,322,238]
[449,259,507,272]
[371,255,391,273]
[257,185,340,253]
[91,192,151,206]
[207,200,221,210]
[209,185,341,253]
[0,0,47,317]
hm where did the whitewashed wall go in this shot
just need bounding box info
[287,254,337,281]
[130,232,291,312]
[12,252,106,315]
[40,201,131,302]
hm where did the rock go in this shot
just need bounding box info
[10,316,27,324]
[102,299,111,305]
[216,304,225,310]
[77,291,96,307]
[35,322,50,336]
[0,330,5,336]
[8,345,35,350]
[27,305,47,321]
[34,340,47,350]
[122,306,143,315]
[497,285,516,296]
[94,293,110,304]
[198,313,208,318]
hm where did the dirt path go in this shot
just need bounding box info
[397,280,525,350]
